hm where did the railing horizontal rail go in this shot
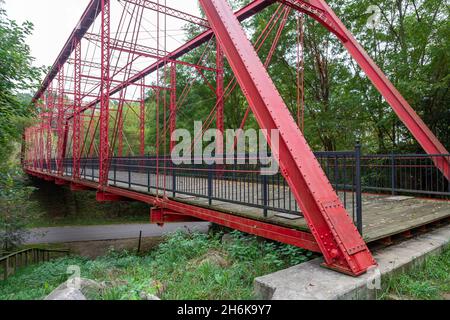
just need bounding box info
[1,248,69,281]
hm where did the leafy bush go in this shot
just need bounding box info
[0,230,316,300]
[0,167,40,252]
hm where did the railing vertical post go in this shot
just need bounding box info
[128,162,131,189]
[355,143,363,234]
[147,158,151,193]
[208,169,213,206]
[113,159,117,185]
[391,152,396,195]
[172,165,176,198]
[262,174,268,217]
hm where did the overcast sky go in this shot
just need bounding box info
[2,0,201,69]
[3,0,91,67]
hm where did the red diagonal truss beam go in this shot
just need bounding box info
[199,0,376,276]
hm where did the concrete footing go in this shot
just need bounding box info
[254,225,450,300]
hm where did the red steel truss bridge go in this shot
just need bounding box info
[22,0,450,276]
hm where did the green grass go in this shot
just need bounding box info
[379,245,450,300]
[0,231,315,300]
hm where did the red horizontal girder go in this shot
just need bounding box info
[84,32,169,58]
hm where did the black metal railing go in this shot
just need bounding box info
[70,150,362,231]
[359,154,449,197]
[1,248,69,281]
[27,146,450,236]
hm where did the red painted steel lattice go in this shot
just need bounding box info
[22,0,449,276]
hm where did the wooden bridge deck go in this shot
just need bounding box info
[71,169,450,243]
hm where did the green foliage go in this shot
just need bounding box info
[0,166,40,252]
[0,256,88,300]
[0,4,42,163]
[0,3,42,251]
[0,231,315,300]
[250,0,449,152]
[380,245,450,300]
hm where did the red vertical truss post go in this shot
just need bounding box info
[280,0,449,180]
[46,83,54,173]
[140,78,146,157]
[80,114,85,158]
[20,129,26,167]
[28,127,32,169]
[169,62,177,152]
[56,65,66,176]
[216,42,224,155]
[21,128,26,167]
[30,128,35,170]
[37,95,45,172]
[38,125,42,170]
[25,128,31,166]
[199,0,376,276]
[99,0,111,187]
[89,112,96,158]
[32,127,36,168]
[117,99,125,158]
[25,128,29,167]
[34,126,39,170]
[25,128,30,167]
[36,126,40,170]
[72,37,82,180]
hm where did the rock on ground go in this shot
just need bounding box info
[44,278,104,300]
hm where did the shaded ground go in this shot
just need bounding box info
[24,222,210,244]
[28,237,165,259]
[27,177,150,228]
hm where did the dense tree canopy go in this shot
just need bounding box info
[0,1,42,251]
[0,1,41,163]
[141,0,448,154]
